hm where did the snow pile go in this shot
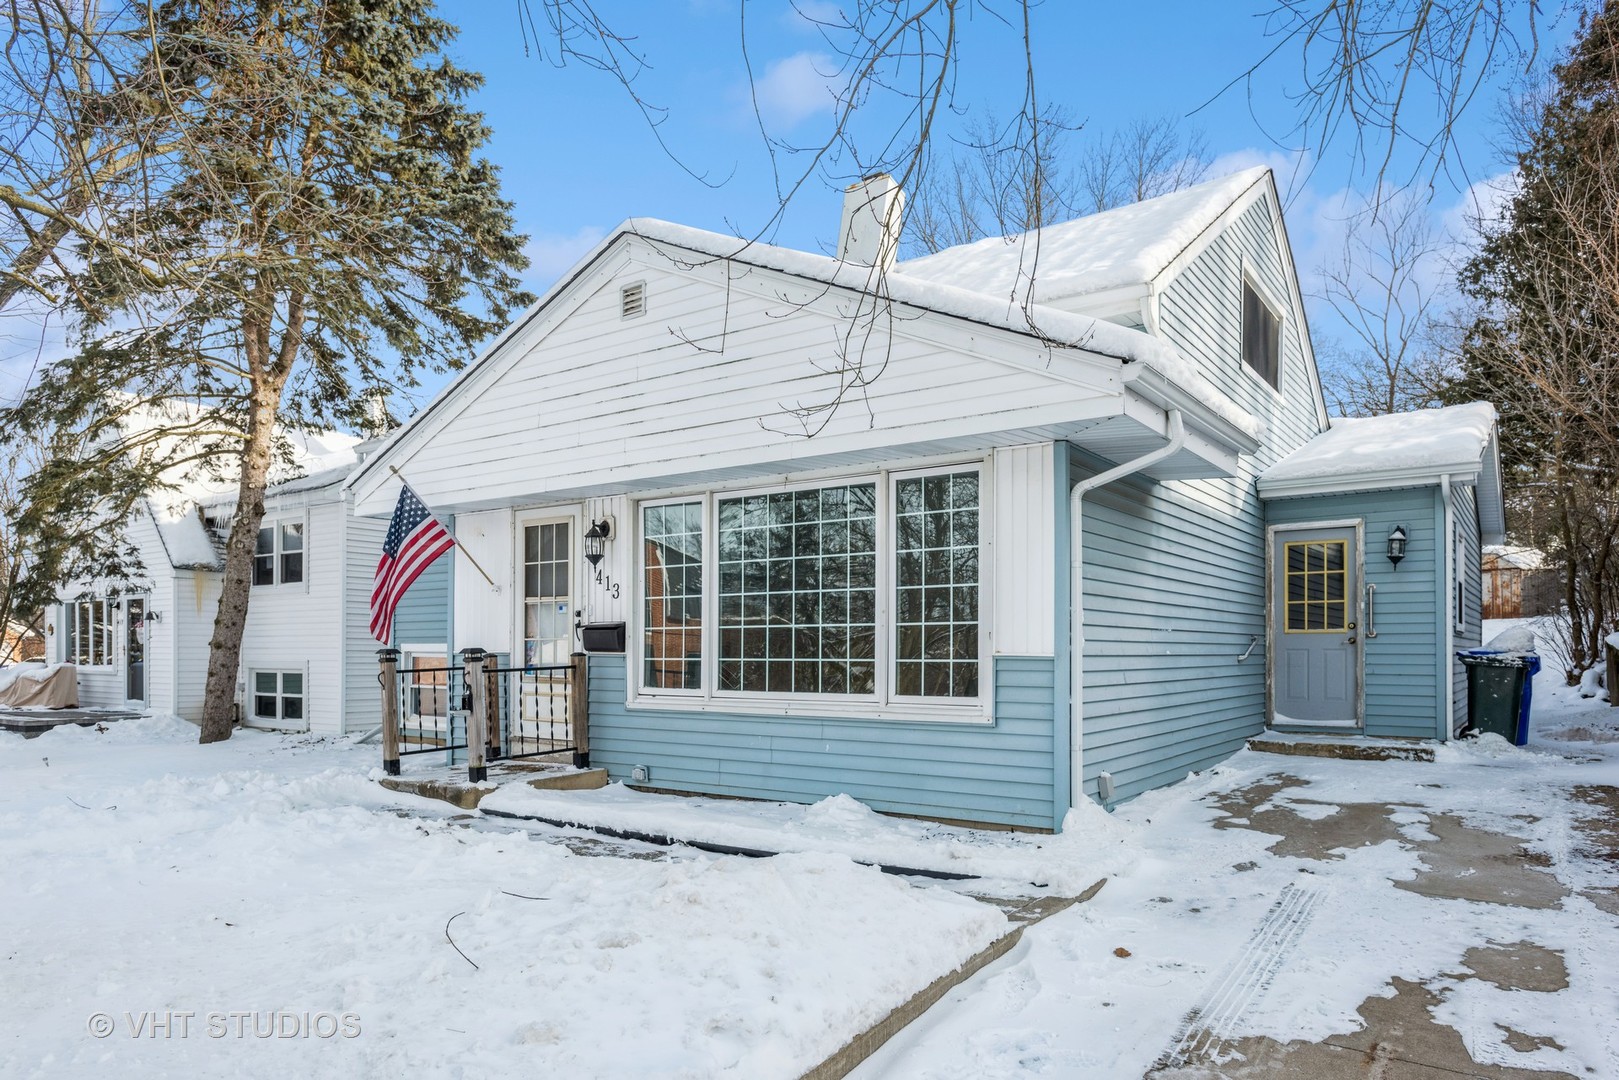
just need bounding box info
[0,662,64,693]
[0,721,1011,1078]
[479,782,1129,894]
[1260,401,1496,485]
[1481,623,1537,655]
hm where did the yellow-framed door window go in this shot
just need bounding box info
[1284,540,1348,632]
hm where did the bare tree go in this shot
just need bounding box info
[1230,1,1559,193]
[1078,115,1211,214]
[1315,190,1454,416]
[904,107,1085,255]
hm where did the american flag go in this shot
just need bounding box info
[370,482,455,643]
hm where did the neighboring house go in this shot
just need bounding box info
[2,620,45,663]
[1482,545,1557,619]
[44,429,450,735]
[347,167,1503,831]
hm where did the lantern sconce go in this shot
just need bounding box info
[144,610,162,624]
[584,517,614,569]
[1387,525,1408,570]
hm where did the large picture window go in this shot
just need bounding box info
[717,483,878,696]
[636,462,985,715]
[65,599,111,667]
[253,519,305,586]
[894,471,980,698]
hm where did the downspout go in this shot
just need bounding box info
[1440,474,1455,740]
[1069,409,1186,817]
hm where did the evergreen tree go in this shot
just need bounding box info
[1454,6,1619,680]
[1,0,531,740]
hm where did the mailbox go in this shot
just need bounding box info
[581,622,627,653]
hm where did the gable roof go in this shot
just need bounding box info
[1257,402,1506,541]
[894,167,1270,306]
[347,206,1272,508]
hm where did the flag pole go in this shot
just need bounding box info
[387,465,499,591]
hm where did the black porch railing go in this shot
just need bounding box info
[377,648,589,780]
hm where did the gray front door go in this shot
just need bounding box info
[1271,527,1360,727]
[125,597,147,705]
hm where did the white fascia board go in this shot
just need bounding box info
[1257,464,1483,500]
[1123,364,1263,456]
[1059,282,1151,321]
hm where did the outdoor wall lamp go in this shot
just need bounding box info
[584,517,614,569]
[144,610,162,624]
[1387,525,1409,570]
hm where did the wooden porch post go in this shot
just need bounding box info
[485,656,503,762]
[570,650,589,769]
[464,647,488,783]
[377,648,400,776]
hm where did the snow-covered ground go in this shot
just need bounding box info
[4,616,1617,1078]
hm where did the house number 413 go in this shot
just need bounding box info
[594,566,621,600]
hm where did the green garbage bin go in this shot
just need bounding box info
[1458,651,1535,745]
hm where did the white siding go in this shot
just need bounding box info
[992,443,1055,655]
[451,507,516,656]
[234,498,343,735]
[357,242,1125,518]
[342,508,389,732]
[172,570,219,721]
[579,494,633,627]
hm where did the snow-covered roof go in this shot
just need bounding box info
[1260,403,1496,487]
[895,167,1270,307]
[114,402,362,570]
[1483,545,1546,571]
[1257,402,1506,542]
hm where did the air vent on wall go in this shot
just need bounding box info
[621,281,646,318]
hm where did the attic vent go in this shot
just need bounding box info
[620,281,646,319]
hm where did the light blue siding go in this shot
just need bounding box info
[586,654,1059,830]
[1266,486,1444,739]
[391,557,450,648]
[1073,194,1327,806]
[1451,484,1483,729]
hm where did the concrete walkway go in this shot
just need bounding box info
[1149,772,1599,1079]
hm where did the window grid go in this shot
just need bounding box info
[522,522,571,666]
[253,519,305,586]
[643,502,704,690]
[894,471,980,698]
[1284,540,1348,632]
[252,670,304,722]
[716,483,878,696]
[66,599,111,666]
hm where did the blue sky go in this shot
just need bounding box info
[427,1,1573,408]
[0,2,1583,413]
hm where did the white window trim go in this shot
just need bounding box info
[247,667,307,727]
[628,459,994,725]
[514,508,580,669]
[1453,523,1468,633]
[400,643,450,722]
[1238,258,1286,399]
[253,513,309,590]
[64,598,115,669]
[637,494,709,700]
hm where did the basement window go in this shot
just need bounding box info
[621,281,646,319]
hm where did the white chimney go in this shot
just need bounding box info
[837,173,904,273]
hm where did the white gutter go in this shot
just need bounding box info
[1441,474,1455,740]
[1069,408,1186,815]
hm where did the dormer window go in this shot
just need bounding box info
[1242,278,1281,389]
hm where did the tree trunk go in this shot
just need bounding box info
[197,386,281,743]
